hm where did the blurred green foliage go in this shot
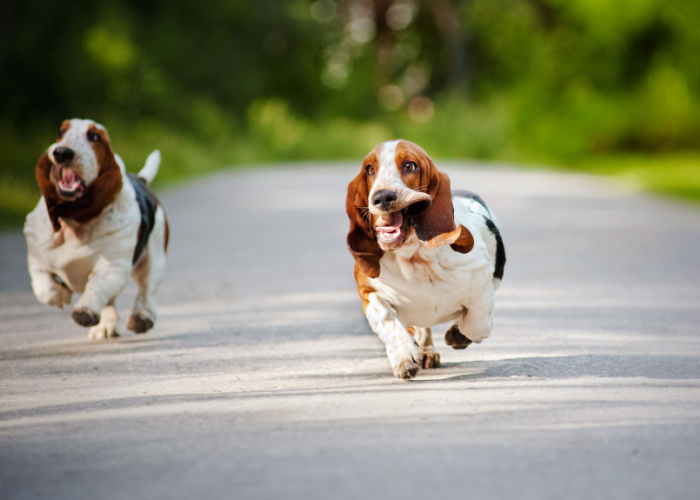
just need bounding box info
[1,0,699,227]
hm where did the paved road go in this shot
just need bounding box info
[1,162,700,500]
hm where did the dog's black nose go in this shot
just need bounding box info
[372,189,398,210]
[53,147,74,164]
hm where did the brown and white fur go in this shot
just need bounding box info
[24,119,169,339]
[346,140,505,379]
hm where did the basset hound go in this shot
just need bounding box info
[24,119,169,339]
[346,140,505,379]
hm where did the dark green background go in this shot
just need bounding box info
[2,0,699,226]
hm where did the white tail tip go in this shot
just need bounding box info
[138,150,161,184]
[114,153,126,172]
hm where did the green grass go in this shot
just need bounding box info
[0,119,245,231]
[2,110,699,231]
[569,153,700,204]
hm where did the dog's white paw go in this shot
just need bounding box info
[88,324,119,340]
[86,305,119,340]
[464,322,492,343]
[389,343,423,380]
[459,311,493,344]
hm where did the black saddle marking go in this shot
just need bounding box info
[452,189,506,280]
[483,217,506,280]
[128,173,157,265]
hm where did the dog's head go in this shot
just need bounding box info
[36,119,123,230]
[346,140,473,278]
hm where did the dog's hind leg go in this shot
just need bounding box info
[408,326,441,368]
[128,210,167,334]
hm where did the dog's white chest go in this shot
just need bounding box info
[24,195,139,294]
[25,213,99,293]
[372,238,491,327]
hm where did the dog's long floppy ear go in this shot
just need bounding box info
[424,223,474,254]
[35,152,62,231]
[414,164,474,254]
[85,135,122,216]
[346,172,383,278]
[66,137,122,225]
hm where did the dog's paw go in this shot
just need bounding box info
[127,313,154,334]
[389,344,423,380]
[421,348,441,369]
[36,282,72,308]
[88,324,119,340]
[393,361,420,380]
[445,325,472,350]
[72,308,100,327]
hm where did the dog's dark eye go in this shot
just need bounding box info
[87,131,101,143]
[403,161,418,173]
[366,164,375,175]
[56,128,66,141]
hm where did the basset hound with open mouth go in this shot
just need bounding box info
[346,140,506,379]
[24,119,169,339]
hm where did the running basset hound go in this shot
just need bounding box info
[24,119,169,339]
[346,140,505,379]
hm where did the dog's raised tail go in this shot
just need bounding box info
[137,150,161,184]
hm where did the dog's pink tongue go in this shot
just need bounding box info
[377,211,403,235]
[60,168,76,188]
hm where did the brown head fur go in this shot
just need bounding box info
[346,141,476,278]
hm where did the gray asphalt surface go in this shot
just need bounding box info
[1,162,700,500]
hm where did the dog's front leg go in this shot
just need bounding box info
[72,261,130,328]
[27,255,72,308]
[458,288,495,344]
[365,294,423,380]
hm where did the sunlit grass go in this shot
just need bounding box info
[0,179,38,230]
[570,154,700,203]
[2,108,699,231]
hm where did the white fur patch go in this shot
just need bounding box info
[369,140,403,210]
[48,119,105,185]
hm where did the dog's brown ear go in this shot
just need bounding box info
[88,138,122,206]
[414,163,474,254]
[346,171,383,278]
[35,152,62,231]
[414,167,456,239]
[66,139,122,224]
[424,223,474,254]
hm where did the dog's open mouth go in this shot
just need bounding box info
[57,167,84,199]
[375,200,430,246]
[376,210,404,244]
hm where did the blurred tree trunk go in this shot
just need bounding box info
[0,0,9,53]
[430,0,468,92]
[373,0,396,88]
[525,0,558,30]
